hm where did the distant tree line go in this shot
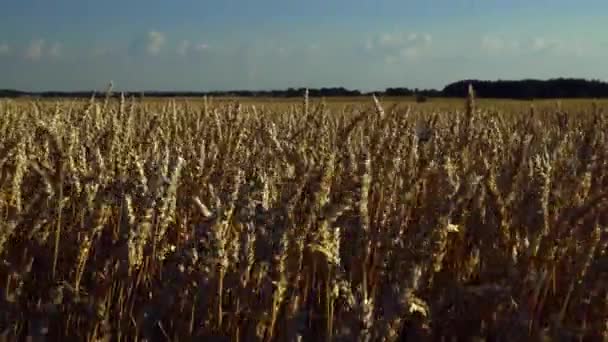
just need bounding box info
[2,78,608,99]
[441,78,608,99]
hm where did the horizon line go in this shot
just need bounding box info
[1,77,607,95]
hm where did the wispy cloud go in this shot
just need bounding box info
[25,39,45,61]
[177,40,209,56]
[193,43,209,52]
[177,40,191,55]
[481,34,586,57]
[526,37,588,57]
[376,32,431,49]
[0,43,10,56]
[146,31,166,55]
[365,31,432,63]
[24,39,63,61]
[529,37,560,53]
[129,30,167,56]
[91,46,114,58]
[49,43,62,58]
[481,35,520,54]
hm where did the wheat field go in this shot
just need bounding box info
[0,88,606,341]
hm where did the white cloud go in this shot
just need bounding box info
[378,33,400,48]
[177,40,191,55]
[400,47,420,59]
[529,37,564,53]
[376,32,432,49]
[25,39,45,61]
[481,35,520,54]
[384,55,398,64]
[481,34,585,57]
[49,43,62,58]
[525,37,585,56]
[531,37,546,51]
[177,40,208,56]
[367,31,432,62]
[481,35,505,52]
[25,40,64,61]
[92,46,113,57]
[146,31,166,55]
[193,43,209,52]
[423,33,432,45]
[572,43,586,57]
[0,43,10,56]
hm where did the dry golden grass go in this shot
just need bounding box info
[0,90,606,341]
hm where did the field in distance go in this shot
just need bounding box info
[18,94,608,110]
[119,95,608,114]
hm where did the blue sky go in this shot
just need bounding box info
[0,0,607,91]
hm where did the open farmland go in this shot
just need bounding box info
[0,90,607,341]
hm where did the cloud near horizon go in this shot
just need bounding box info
[0,43,10,56]
[365,31,433,64]
[49,43,62,58]
[177,40,190,55]
[129,30,167,56]
[25,39,45,61]
[146,31,166,55]
[177,40,209,56]
[481,35,520,54]
[481,35,587,57]
[23,39,63,61]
